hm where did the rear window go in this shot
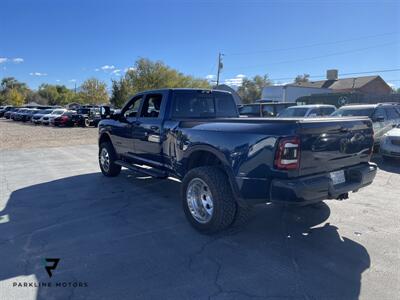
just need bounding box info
[171,91,237,118]
[331,108,374,117]
[278,107,308,117]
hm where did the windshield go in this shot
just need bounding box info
[331,108,374,117]
[77,108,90,114]
[171,91,238,118]
[52,110,65,115]
[278,107,308,117]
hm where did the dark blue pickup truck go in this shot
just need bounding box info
[98,89,377,233]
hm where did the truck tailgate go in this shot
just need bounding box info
[297,117,373,177]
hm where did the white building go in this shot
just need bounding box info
[261,85,332,103]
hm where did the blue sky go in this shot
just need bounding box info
[1,0,399,90]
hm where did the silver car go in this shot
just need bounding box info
[40,109,67,125]
[380,124,400,160]
[331,103,400,145]
[277,104,336,118]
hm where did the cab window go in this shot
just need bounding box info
[123,96,143,119]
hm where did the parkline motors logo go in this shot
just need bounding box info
[11,258,89,289]
[45,258,60,277]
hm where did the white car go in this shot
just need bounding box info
[40,109,67,125]
[277,104,336,118]
[380,124,400,160]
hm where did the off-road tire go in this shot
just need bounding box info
[182,166,236,234]
[99,142,121,177]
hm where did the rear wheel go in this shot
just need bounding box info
[99,142,121,177]
[182,166,236,233]
[84,118,90,127]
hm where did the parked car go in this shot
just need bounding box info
[31,109,55,124]
[98,88,377,233]
[75,107,101,127]
[4,107,19,119]
[278,104,336,118]
[238,102,296,117]
[40,109,67,125]
[20,109,40,122]
[380,124,400,160]
[52,111,79,127]
[331,103,400,145]
[12,108,30,121]
[0,106,13,117]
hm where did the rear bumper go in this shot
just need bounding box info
[269,163,377,205]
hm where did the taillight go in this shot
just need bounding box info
[274,136,300,170]
[61,116,68,121]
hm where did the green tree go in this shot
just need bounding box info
[38,84,77,105]
[0,77,30,104]
[79,78,109,105]
[110,58,210,107]
[294,74,310,83]
[237,75,272,104]
[7,88,24,106]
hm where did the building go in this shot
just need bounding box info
[293,70,392,95]
[261,85,332,103]
[261,69,393,104]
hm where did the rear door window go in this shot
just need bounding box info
[140,94,163,118]
[172,91,237,118]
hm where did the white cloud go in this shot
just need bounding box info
[0,57,24,64]
[12,58,24,63]
[124,67,135,72]
[56,79,60,82]
[206,74,216,80]
[100,65,115,71]
[387,82,395,88]
[224,74,246,87]
[95,68,100,72]
[29,72,47,76]
[69,79,77,82]
[112,69,121,74]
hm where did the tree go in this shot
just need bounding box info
[237,75,272,104]
[110,58,210,107]
[0,77,30,104]
[294,74,310,83]
[79,78,109,105]
[38,84,77,105]
[7,88,24,106]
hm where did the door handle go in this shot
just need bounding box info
[150,126,159,131]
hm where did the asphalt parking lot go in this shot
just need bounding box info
[0,123,399,300]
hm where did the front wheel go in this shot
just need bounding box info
[182,166,236,233]
[99,142,121,177]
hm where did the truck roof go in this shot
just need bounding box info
[135,88,232,94]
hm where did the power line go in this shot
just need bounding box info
[229,41,399,71]
[269,68,400,81]
[227,32,399,56]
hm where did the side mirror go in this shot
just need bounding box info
[100,106,111,119]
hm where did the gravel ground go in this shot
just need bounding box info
[0,119,97,150]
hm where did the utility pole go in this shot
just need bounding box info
[216,52,224,86]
